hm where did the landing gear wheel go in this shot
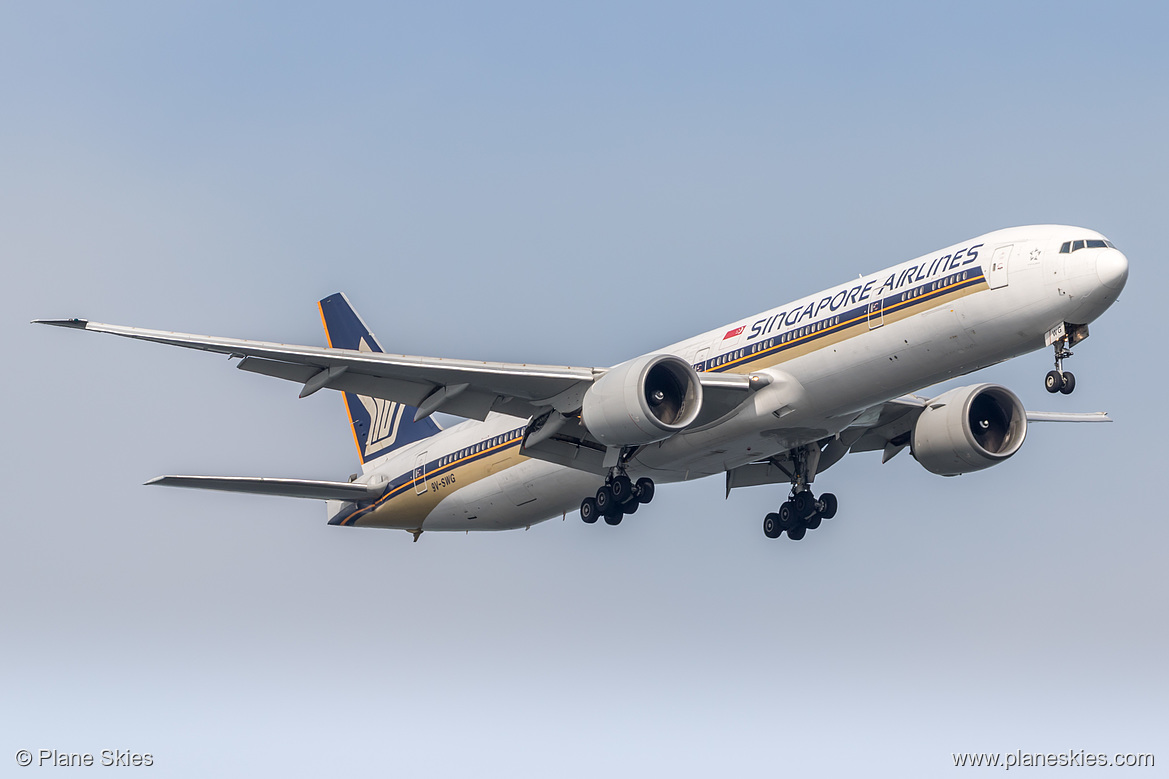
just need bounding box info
[580,497,599,524]
[635,477,655,504]
[818,493,838,520]
[763,513,782,539]
[787,525,807,541]
[611,475,635,505]
[805,514,822,530]
[1059,371,1076,395]
[793,490,817,519]
[778,502,796,527]
[1045,370,1063,393]
[622,499,638,515]
[603,509,623,526]
[595,485,615,513]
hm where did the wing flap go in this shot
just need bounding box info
[146,475,382,501]
[236,357,320,384]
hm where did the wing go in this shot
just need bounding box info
[35,317,599,420]
[844,396,1111,463]
[33,318,756,427]
[725,393,1112,494]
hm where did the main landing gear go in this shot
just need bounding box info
[763,489,837,541]
[1044,333,1077,395]
[760,443,838,541]
[579,473,655,526]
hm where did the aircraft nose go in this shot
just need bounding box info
[1096,248,1129,291]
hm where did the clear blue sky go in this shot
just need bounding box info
[3,3,1166,776]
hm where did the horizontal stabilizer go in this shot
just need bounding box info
[145,475,383,501]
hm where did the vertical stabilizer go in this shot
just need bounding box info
[318,293,440,469]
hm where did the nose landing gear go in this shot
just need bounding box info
[1044,337,1076,394]
[1044,325,1088,395]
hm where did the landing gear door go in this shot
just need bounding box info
[987,245,1012,289]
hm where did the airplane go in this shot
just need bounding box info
[35,224,1128,541]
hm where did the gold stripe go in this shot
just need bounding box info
[353,437,527,529]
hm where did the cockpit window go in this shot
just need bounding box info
[1061,238,1116,253]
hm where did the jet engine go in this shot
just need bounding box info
[581,354,703,447]
[911,384,1028,476]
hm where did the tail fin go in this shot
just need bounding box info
[318,293,441,469]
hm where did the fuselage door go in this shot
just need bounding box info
[867,297,885,329]
[413,451,429,495]
[987,244,1012,289]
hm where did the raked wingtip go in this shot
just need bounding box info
[32,318,90,329]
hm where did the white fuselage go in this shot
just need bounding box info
[329,225,1126,532]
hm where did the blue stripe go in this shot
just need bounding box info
[700,270,986,374]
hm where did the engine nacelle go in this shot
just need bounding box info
[581,354,703,447]
[911,384,1028,476]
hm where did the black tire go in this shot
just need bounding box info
[1059,371,1076,395]
[1045,370,1063,393]
[764,513,782,539]
[793,490,817,519]
[636,477,655,504]
[622,499,638,515]
[611,475,635,505]
[778,502,796,527]
[819,492,838,520]
[580,497,599,524]
[805,514,822,530]
[603,509,623,526]
[787,525,807,541]
[595,485,615,512]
